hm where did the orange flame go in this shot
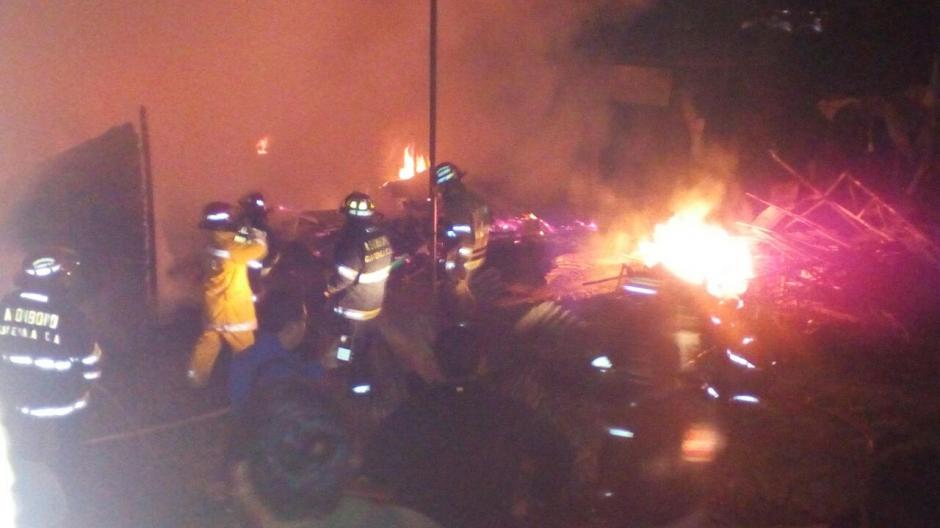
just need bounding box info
[256,136,270,156]
[398,144,428,180]
[637,206,753,299]
[681,423,724,463]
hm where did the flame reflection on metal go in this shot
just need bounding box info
[607,427,635,439]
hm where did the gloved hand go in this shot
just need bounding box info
[235,226,267,243]
[247,227,267,242]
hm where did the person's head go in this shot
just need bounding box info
[199,201,237,231]
[339,192,376,223]
[18,247,80,293]
[433,324,485,381]
[239,192,269,225]
[258,290,307,350]
[233,380,351,525]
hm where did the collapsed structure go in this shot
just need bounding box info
[742,157,940,338]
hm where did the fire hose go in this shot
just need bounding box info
[83,386,230,446]
[83,407,230,446]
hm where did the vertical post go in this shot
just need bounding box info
[429,0,439,298]
[139,106,158,316]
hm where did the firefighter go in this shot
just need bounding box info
[325,192,393,394]
[188,201,268,388]
[238,191,280,298]
[0,248,102,462]
[434,162,492,316]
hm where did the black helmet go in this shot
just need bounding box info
[239,191,270,228]
[433,162,464,187]
[200,201,236,231]
[239,192,268,214]
[21,247,80,288]
[340,192,376,219]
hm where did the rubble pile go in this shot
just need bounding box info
[742,167,940,337]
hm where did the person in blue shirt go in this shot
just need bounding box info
[228,289,322,412]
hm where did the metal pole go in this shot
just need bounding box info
[429,0,439,299]
[139,106,158,316]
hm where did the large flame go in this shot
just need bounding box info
[398,144,428,180]
[637,208,753,299]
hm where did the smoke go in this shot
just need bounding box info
[0,1,657,305]
[437,1,655,211]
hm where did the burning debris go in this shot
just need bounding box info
[397,144,428,181]
[637,207,754,300]
[737,158,940,336]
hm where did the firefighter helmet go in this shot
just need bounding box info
[433,162,464,186]
[340,192,376,219]
[22,248,80,281]
[239,192,268,214]
[199,201,237,230]
[239,191,270,229]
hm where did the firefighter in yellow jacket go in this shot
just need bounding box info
[187,202,268,388]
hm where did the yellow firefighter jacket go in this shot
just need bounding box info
[202,229,268,333]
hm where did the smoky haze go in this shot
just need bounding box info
[0,0,654,306]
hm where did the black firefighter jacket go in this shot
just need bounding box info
[0,288,101,417]
[441,183,492,276]
[329,222,394,321]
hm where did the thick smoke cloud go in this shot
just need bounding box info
[0,1,653,305]
[438,1,654,211]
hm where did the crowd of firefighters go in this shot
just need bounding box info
[5,155,940,527]
[186,161,493,394]
[0,160,498,524]
[0,160,491,439]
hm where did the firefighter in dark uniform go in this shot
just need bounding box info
[434,162,492,318]
[238,191,280,300]
[326,192,393,395]
[0,248,102,460]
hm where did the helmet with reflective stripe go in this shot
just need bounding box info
[433,162,464,186]
[22,247,80,282]
[340,192,376,219]
[200,201,237,230]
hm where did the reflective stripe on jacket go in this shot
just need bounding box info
[442,184,491,273]
[333,306,382,321]
[0,290,98,415]
[329,223,393,318]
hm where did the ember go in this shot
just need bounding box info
[397,144,428,180]
[256,136,270,156]
[637,207,754,299]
